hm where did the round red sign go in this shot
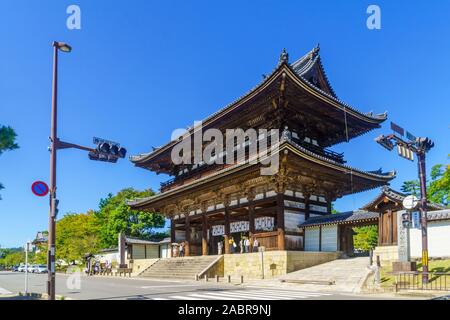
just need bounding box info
[31,181,49,197]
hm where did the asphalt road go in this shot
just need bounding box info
[0,272,406,300]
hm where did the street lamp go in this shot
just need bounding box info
[47,42,127,300]
[47,41,72,301]
[375,122,435,285]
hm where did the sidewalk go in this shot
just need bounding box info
[244,257,373,293]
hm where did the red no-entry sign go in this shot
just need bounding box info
[31,181,49,197]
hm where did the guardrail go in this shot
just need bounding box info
[395,272,450,291]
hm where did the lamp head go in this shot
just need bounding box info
[53,41,72,53]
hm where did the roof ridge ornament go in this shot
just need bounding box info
[279,48,289,65]
[310,44,320,59]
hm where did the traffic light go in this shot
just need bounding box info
[52,198,59,218]
[89,138,127,163]
[402,212,411,228]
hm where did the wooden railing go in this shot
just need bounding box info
[254,231,279,251]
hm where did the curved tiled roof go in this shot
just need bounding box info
[131,46,387,164]
[128,138,395,209]
[361,186,447,211]
[299,210,379,228]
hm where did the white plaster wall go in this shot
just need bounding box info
[305,227,320,251]
[410,220,450,258]
[321,225,338,252]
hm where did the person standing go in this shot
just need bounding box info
[229,238,235,254]
[253,238,259,252]
[239,238,244,254]
[244,237,250,253]
[218,241,223,255]
[179,242,185,257]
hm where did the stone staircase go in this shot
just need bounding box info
[139,256,220,280]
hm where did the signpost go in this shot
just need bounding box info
[376,123,434,283]
[31,181,49,197]
[402,195,419,211]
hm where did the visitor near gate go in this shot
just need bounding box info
[218,240,223,255]
[244,237,251,253]
[253,238,259,252]
[179,242,185,257]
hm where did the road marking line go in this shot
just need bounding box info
[168,295,207,300]
[201,291,295,300]
[197,291,290,300]
[247,286,333,296]
[247,289,330,298]
[140,284,202,289]
[187,293,237,300]
[0,287,12,295]
[152,297,170,300]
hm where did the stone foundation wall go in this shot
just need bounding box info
[372,246,399,266]
[223,250,340,280]
[130,258,159,276]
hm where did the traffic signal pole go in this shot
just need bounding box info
[48,42,59,301]
[47,42,127,300]
[376,131,434,285]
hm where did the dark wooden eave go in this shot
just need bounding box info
[130,46,388,174]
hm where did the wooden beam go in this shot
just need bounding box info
[276,193,285,250]
[202,213,208,256]
[185,215,191,257]
[224,207,230,254]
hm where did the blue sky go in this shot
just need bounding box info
[1,1,449,248]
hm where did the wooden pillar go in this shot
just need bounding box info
[170,219,176,243]
[202,214,208,256]
[304,194,311,221]
[224,207,230,254]
[378,213,383,246]
[276,193,285,250]
[249,201,255,238]
[319,225,322,252]
[185,215,191,257]
[388,210,393,245]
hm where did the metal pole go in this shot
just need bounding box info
[418,152,429,284]
[47,42,58,301]
[25,242,29,295]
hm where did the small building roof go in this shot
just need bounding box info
[300,210,380,228]
[124,236,168,245]
[361,186,447,212]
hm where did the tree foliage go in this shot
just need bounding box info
[0,125,19,199]
[400,164,449,207]
[428,164,450,207]
[353,225,378,251]
[401,180,420,196]
[55,210,102,263]
[0,125,18,155]
[96,188,166,248]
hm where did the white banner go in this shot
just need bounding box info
[255,217,275,232]
[212,225,225,236]
[230,221,249,234]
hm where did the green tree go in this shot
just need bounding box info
[55,210,102,263]
[0,125,19,199]
[428,164,450,207]
[1,251,26,267]
[96,188,166,248]
[353,225,378,252]
[401,180,420,196]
